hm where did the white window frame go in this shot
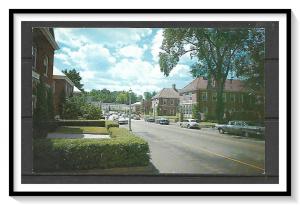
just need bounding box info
[43,55,49,76]
[32,46,37,70]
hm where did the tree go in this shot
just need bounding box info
[159,28,253,122]
[235,28,265,120]
[143,91,157,101]
[62,69,84,91]
[47,88,54,120]
[33,80,48,138]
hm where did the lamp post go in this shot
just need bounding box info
[129,88,132,131]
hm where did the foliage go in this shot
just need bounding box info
[81,103,102,120]
[33,80,51,138]
[62,94,102,120]
[53,126,108,134]
[143,91,157,101]
[88,89,151,104]
[55,120,105,127]
[47,88,54,120]
[159,28,264,122]
[62,68,84,92]
[105,120,119,130]
[192,104,201,121]
[33,128,150,172]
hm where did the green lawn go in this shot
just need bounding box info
[52,126,109,134]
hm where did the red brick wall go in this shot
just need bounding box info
[32,29,55,87]
[157,98,179,116]
[53,79,66,115]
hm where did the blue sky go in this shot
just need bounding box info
[54,28,195,95]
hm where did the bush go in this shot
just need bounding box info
[33,128,150,172]
[55,120,105,127]
[33,80,54,138]
[62,94,102,120]
[105,120,119,130]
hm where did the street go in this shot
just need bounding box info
[121,120,265,175]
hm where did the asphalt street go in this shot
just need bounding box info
[121,120,265,175]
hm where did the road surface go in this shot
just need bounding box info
[121,120,265,175]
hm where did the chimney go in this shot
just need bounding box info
[172,84,177,91]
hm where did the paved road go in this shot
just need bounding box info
[121,120,265,175]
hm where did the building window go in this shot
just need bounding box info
[204,106,208,113]
[163,99,167,105]
[32,46,37,70]
[43,56,49,76]
[223,93,227,102]
[212,92,217,102]
[189,92,192,100]
[202,92,208,101]
[170,99,174,105]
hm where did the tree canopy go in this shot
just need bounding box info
[159,28,265,122]
[62,69,84,92]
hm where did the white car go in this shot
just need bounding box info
[118,117,129,125]
[180,119,200,129]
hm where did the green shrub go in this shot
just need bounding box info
[62,94,102,120]
[33,128,150,172]
[56,120,105,127]
[33,80,54,138]
[105,120,119,130]
[53,126,108,134]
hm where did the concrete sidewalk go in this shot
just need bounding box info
[47,133,110,139]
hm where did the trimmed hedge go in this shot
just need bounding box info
[55,120,106,127]
[33,128,149,172]
[105,120,119,130]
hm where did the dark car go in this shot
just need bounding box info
[157,118,169,125]
[146,117,155,122]
[216,121,265,137]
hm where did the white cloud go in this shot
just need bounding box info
[169,64,191,78]
[80,70,96,80]
[55,28,90,48]
[118,45,145,59]
[54,28,194,95]
[151,29,164,62]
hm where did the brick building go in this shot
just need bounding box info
[32,28,59,111]
[179,77,258,120]
[151,84,180,116]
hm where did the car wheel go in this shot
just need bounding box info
[219,128,224,134]
[187,124,190,129]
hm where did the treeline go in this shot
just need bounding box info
[87,89,157,104]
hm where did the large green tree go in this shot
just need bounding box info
[235,28,265,120]
[159,28,256,122]
[143,91,157,101]
[62,69,84,92]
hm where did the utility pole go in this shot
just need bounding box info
[129,88,132,131]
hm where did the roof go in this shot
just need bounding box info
[74,86,81,93]
[152,88,180,99]
[53,67,75,87]
[179,77,245,93]
[39,28,59,50]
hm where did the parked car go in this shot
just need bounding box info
[118,117,129,125]
[180,119,200,129]
[133,115,141,120]
[216,121,265,137]
[146,117,155,122]
[156,118,169,125]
